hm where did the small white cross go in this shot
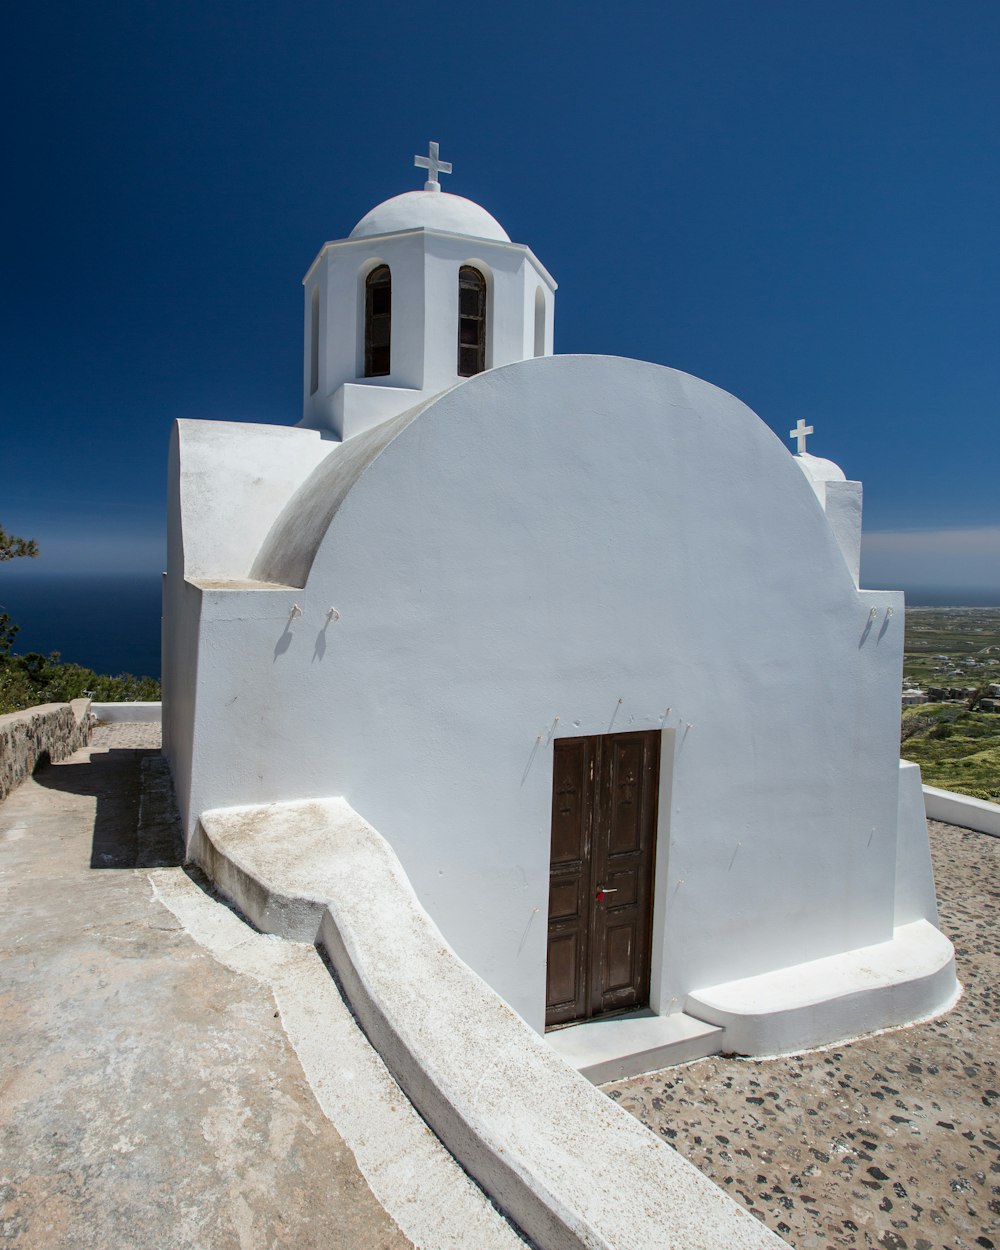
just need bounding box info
[414,141,452,191]
[789,418,814,455]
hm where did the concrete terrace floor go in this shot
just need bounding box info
[0,723,411,1250]
[0,723,997,1250]
[0,725,533,1250]
[606,822,1000,1250]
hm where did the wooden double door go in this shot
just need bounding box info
[545,730,660,1029]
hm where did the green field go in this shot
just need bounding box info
[900,607,1000,803]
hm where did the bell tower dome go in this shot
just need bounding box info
[300,143,557,440]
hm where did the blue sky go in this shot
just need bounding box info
[2,0,998,599]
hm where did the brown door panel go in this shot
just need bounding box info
[546,730,659,1029]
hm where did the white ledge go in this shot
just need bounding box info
[686,919,959,1057]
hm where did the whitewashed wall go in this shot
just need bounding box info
[162,419,331,831]
[164,357,924,1032]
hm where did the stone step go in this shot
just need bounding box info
[546,1011,724,1084]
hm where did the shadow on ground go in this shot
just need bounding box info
[33,747,184,869]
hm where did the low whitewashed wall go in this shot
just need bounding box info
[924,785,1000,838]
[0,699,93,802]
[91,701,162,724]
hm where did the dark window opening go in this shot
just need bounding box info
[365,265,391,377]
[457,266,486,377]
[309,285,320,394]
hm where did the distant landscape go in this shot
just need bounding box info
[901,606,1000,687]
[901,607,1000,803]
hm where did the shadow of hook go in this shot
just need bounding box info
[273,626,293,661]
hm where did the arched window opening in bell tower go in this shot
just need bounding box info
[458,266,487,377]
[309,285,320,394]
[364,265,391,377]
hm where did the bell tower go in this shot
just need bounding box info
[300,143,557,440]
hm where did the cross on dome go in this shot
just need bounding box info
[414,141,452,192]
[789,418,814,455]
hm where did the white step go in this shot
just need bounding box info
[547,1010,724,1084]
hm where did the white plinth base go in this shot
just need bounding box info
[547,1011,723,1084]
[686,919,959,1057]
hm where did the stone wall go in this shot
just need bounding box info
[0,700,94,803]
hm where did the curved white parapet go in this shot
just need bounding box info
[193,798,784,1250]
[685,920,959,1057]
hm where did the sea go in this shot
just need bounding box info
[1,574,162,679]
[0,574,997,685]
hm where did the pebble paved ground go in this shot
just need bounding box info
[606,820,1000,1250]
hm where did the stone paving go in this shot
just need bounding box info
[605,821,1000,1250]
[90,721,163,750]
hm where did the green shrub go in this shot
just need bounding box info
[901,702,1000,803]
[0,650,160,715]
[0,665,38,716]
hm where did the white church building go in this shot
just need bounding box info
[163,145,957,1064]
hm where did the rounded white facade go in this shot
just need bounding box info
[165,356,943,1033]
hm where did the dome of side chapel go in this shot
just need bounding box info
[349,189,510,242]
[794,451,847,485]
